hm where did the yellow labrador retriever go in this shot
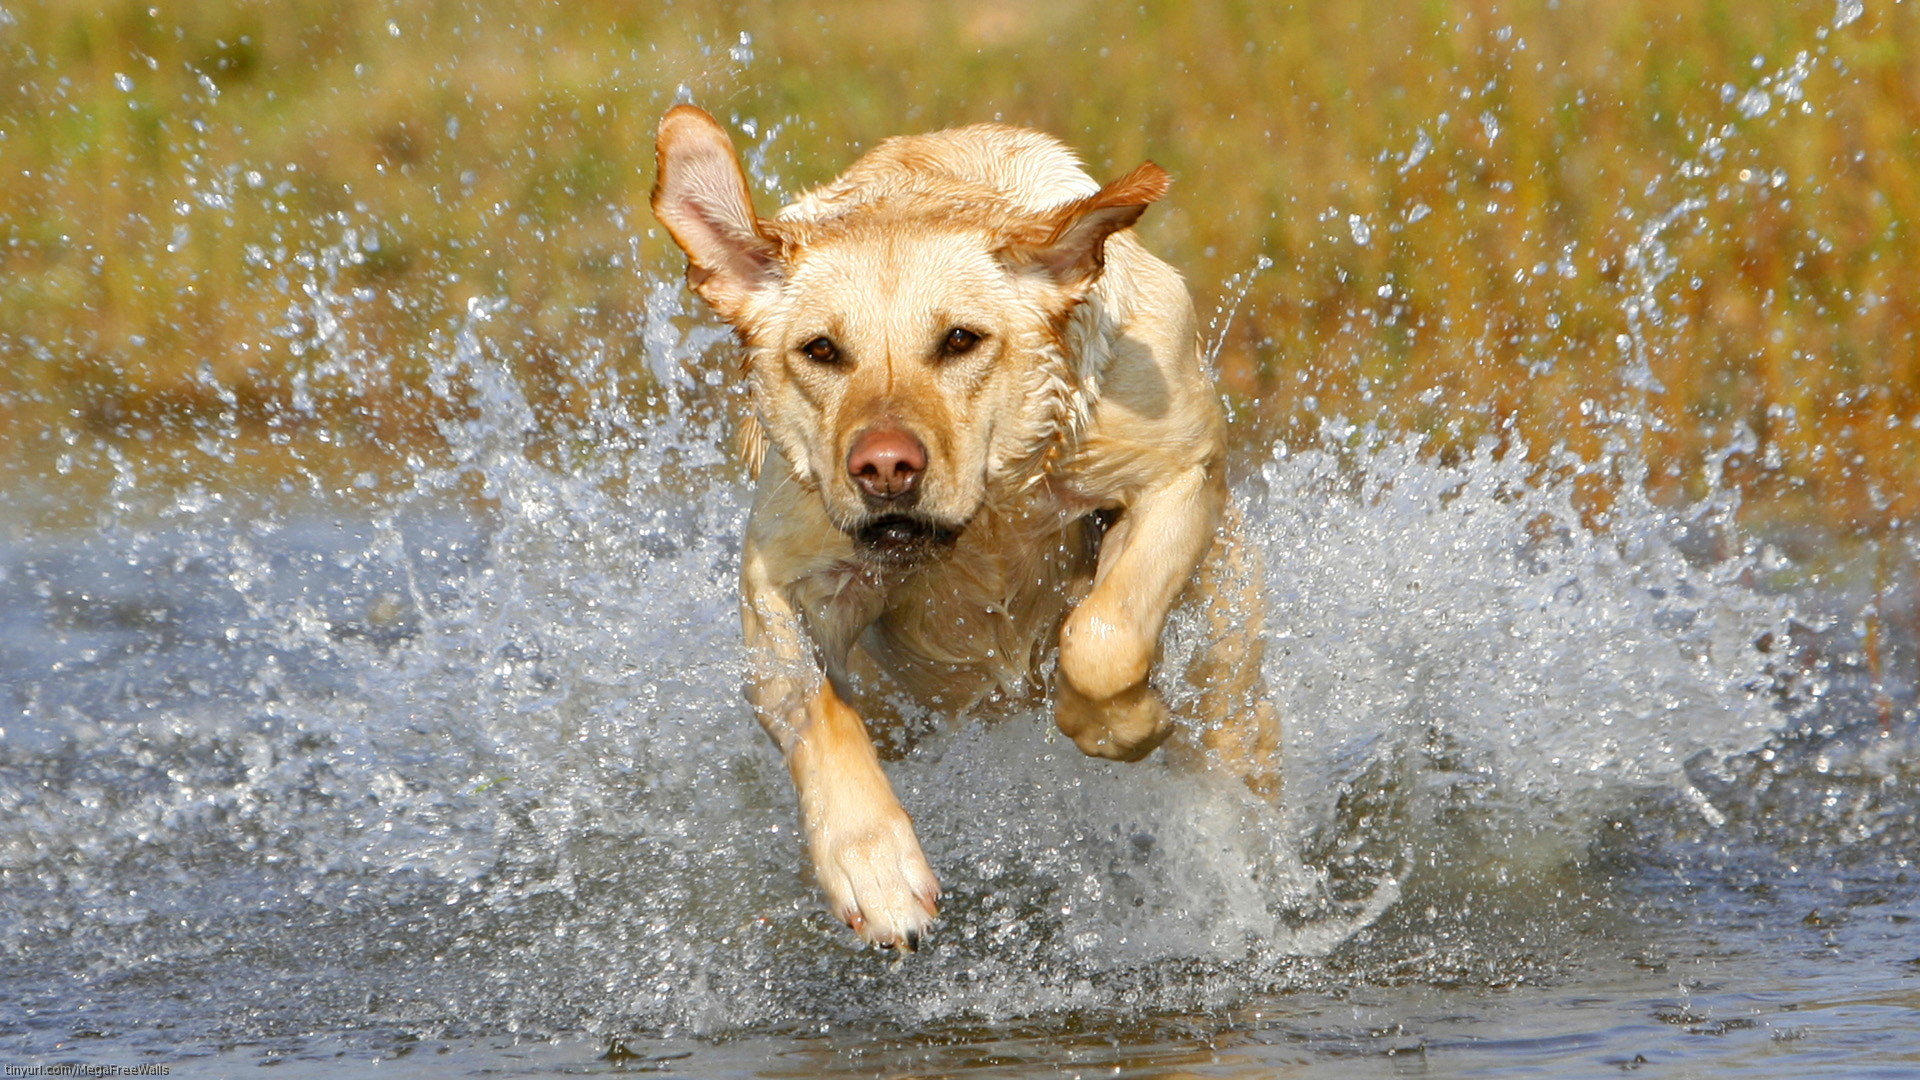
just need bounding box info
[652,106,1279,951]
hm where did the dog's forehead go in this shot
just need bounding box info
[780,226,1011,317]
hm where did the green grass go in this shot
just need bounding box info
[1,0,1916,540]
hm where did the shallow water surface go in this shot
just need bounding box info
[1,388,1915,1076]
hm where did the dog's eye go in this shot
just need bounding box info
[942,328,982,355]
[799,336,839,364]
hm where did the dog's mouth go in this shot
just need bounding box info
[852,514,962,564]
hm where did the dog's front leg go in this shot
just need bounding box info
[1055,460,1226,761]
[742,522,939,950]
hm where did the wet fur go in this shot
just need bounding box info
[652,107,1280,951]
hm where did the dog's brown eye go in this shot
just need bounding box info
[943,328,981,355]
[800,336,839,364]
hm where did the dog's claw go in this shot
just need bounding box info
[905,929,920,952]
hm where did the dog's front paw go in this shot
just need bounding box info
[808,803,940,951]
[788,688,941,950]
[1053,678,1173,761]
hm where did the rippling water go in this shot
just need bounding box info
[2,317,1915,1074]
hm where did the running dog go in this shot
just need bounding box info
[652,106,1279,951]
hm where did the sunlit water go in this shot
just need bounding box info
[4,10,1919,1079]
[4,314,1916,1076]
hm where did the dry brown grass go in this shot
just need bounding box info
[1,0,1915,542]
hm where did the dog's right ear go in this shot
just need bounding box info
[652,106,781,320]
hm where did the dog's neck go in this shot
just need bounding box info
[996,293,1125,497]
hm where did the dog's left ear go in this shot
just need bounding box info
[999,161,1171,291]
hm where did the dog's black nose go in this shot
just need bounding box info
[847,427,925,501]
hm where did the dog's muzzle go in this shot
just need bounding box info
[853,514,961,565]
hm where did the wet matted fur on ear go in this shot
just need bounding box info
[997,161,1171,289]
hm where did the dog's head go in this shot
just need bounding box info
[652,106,1166,564]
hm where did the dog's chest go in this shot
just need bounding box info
[865,508,1099,702]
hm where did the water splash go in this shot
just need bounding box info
[0,258,1807,1047]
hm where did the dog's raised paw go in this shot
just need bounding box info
[1053,678,1173,762]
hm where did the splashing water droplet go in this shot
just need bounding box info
[1399,129,1433,174]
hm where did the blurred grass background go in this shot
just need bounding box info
[0,0,1915,549]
